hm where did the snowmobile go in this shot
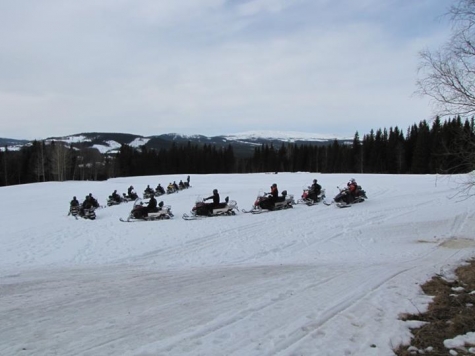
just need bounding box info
[127,193,138,200]
[167,186,178,194]
[324,185,368,208]
[298,187,326,206]
[107,194,129,206]
[242,190,295,213]
[79,206,96,220]
[155,187,165,197]
[69,205,79,219]
[143,190,155,199]
[182,196,238,220]
[120,198,173,222]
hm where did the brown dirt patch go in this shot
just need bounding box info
[395,259,475,355]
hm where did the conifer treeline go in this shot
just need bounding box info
[1,117,474,186]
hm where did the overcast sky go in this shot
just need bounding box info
[0,0,451,140]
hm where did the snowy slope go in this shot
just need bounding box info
[1,173,475,356]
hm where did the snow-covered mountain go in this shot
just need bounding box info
[224,130,350,142]
[0,131,352,156]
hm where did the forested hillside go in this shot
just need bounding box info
[0,116,473,186]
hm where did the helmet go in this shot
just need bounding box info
[272,183,277,188]
[313,179,317,183]
[350,178,356,183]
[89,193,92,197]
[130,186,134,189]
[73,196,76,199]
[114,190,117,193]
[213,189,218,194]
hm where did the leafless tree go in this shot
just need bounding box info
[51,143,70,181]
[417,0,475,187]
[417,0,475,116]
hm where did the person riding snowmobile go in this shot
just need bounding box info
[167,182,175,193]
[269,183,278,204]
[204,189,220,215]
[70,196,79,208]
[143,185,154,198]
[308,179,322,202]
[142,195,157,217]
[156,184,165,195]
[88,193,99,208]
[80,195,92,216]
[260,183,279,210]
[128,186,138,200]
[111,190,121,203]
[347,178,358,203]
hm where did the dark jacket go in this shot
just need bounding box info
[112,191,121,202]
[310,183,322,195]
[205,192,220,205]
[147,196,157,210]
[82,197,92,209]
[269,186,278,201]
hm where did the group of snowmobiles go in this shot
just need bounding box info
[69,177,368,222]
[69,194,99,220]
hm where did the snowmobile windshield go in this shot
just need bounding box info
[133,198,144,208]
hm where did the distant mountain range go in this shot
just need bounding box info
[1,131,352,157]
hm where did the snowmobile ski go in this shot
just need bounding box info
[182,211,237,220]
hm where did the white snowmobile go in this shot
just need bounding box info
[182,196,238,220]
[120,198,173,222]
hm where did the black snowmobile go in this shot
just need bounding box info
[107,194,129,206]
[143,190,155,199]
[324,185,368,208]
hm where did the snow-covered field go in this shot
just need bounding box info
[1,173,475,356]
